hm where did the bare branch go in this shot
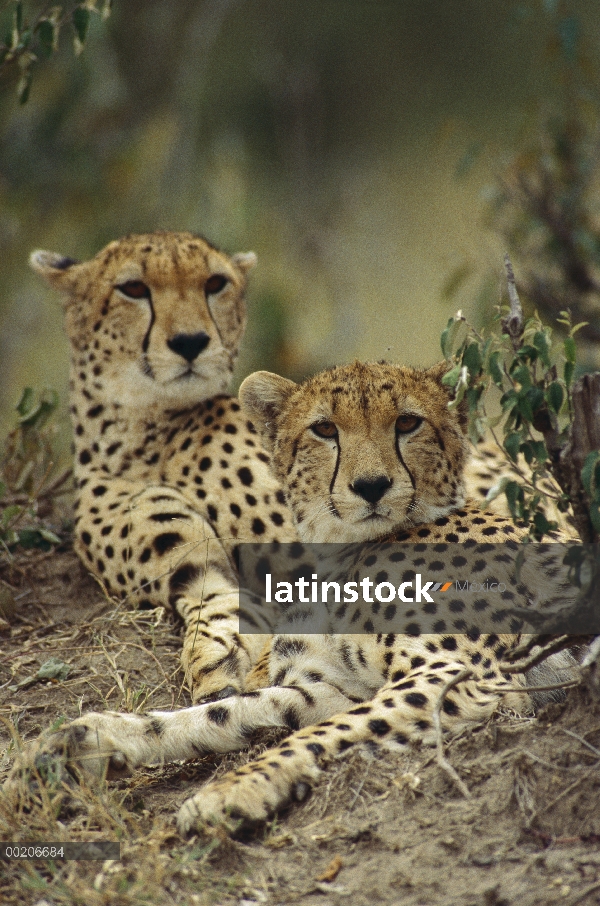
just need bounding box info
[432,668,472,799]
[558,373,600,542]
[501,254,524,351]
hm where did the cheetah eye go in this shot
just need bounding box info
[116,280,150,300]
[395,414,422,434]
[205,274,229,295]
[311,421,338,438]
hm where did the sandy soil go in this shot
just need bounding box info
[2,542,600,906]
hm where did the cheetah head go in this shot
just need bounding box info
[30,231,256,409]
[240,361,469,543]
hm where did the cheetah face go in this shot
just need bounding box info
[30,232,256,409]
[240,361,469,543]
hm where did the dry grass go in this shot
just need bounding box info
[3,544,600,906]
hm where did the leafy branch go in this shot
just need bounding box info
[0,387,71,551]
[0,0,112,103]
[442,256,600,542]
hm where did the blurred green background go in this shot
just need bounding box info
[1,0,599,447]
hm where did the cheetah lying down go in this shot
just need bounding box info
[29,232,298,704]
[7,359,577,835]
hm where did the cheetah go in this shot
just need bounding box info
[9,360,577,835]
[30,231,298,703]
[29,228,559,706]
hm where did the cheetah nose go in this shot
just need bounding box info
[167,331,210,362]
[351,475,392,504]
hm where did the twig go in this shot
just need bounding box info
[432,668,473,799]
[568,880,600,906]
[581,636,600,668]
[520,750,575,772]
[503,635,587,673]
[3,467,73,505]
[476,679,579,695]
[347,760,371,812]
[502,254,524,351]
[560,373,600,543]
[525,827,600,846]
[558,727,600,759]
[539,775,593,816]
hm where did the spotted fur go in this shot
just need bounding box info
[30,232,298,702]
[9,360,576,835]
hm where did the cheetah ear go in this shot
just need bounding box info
[425,361,450,383]
[30,250,82,294]
[426,361,469,434]
[239,371,297,451]
[232,251,257,276]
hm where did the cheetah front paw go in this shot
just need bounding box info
[177,757,319,836]
[5,712,142,799]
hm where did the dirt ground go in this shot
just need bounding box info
[3,538,600,906]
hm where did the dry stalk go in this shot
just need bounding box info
[501,254,524,351]
[503,635,585,673]
[432,668,473,799]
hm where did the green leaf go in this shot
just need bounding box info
[15,387,35,418]
[510,363,532,389]
[2,529,19,546]
[504,432,521,462]
[15,528,51,549]
[516,344,538,364]
[72,6,90,47]
[533,331,551,368]
[441,263,472,300]
[462,342,482,377]
[564,335,576,364]
[18,27,31,48]
[591,504,600,534]
[15,1,23,33]
[441,364,461,387]
[482,475,510,506]
[504,480,524,520]
[455,143,483,178]
[447,379,467,410]
[466,385,483,412]
[558,15,580,63]
[519,441,533,465]
[17,63,33,104]
[488,351,504,387]
[530,440,548,464]
[532,511,556,539]
[1,505,23,528]
[39,527,62,544]
[526,386,545,415]
[564,361,575,389]
[37,657,70,682]
[37,19,55,58]
[546,382,564,414]
[570,321,589,337]
[581,451,600,497]
[516,392,534,423]
[440,316,466,359]
[481,337,493,363]
[500,389,518,412]
[15,388,58,427]
[440,318,454,359]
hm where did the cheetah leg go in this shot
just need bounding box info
[177,663,508,834]
[8,683,354,789]
[75,480,271,702]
